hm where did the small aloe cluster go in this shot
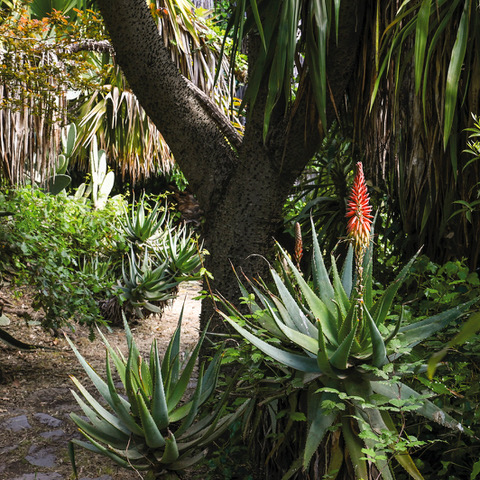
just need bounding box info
[67,315,248,479]
[116,194,204,318]
[219,162,477,479]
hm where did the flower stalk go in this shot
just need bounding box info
[346,161,373,321]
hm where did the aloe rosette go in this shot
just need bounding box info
[66,314,249,479]
[218,163,477,479]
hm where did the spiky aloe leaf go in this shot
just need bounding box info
[266,304,319,355]
[136,390,166,449]
[173,364,205,438]
[167,321,207,412]
[157,430,179,464]
[341,244,354,298]
[364,305,387,367]
[371,380,463,432]
[270,270,318,337]
[65,335,116,411]
[331,253,350,319]
[396,298,479,354]
[316,319,334,375]
[329,321,358,370]
[71,433,150,470]
[310,219,336,314]
[162,307,183,390]
[176,399,251,452]
[278,244,338,346]
[151,339,169,431]
[303,388,338,468]
[341,416,368,480]
[70,389,130,443]
[222,313,320,373]
[104,352,144,436]
[70,411,128,449]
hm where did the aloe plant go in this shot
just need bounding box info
[157,225,203,278]
[66,314,249,479]
[120,194,168,245]
[117,248,179,317]
[218,163,478,479]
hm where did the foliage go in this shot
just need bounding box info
[67,314,250,479]
[220,1,342,139]
[0,1,108,185]
[218,217,477,479]
[0,186,124,332]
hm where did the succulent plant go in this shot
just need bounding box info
[120,194,168,245]
[66,314,249,479]
[218,162,478,479]
[117,248,179,317]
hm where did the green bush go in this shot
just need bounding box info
[0,187,125,332]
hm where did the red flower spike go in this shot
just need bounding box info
[346,162,373,250]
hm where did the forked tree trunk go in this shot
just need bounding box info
[97,0,366,345]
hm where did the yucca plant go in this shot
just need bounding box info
[66,315,249,479]
[218,162,478,479]
[117,249,179,317]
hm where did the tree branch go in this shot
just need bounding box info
[96,0,239,210]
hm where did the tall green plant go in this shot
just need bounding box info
[218,162,477,479]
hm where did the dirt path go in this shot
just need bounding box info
[0,282,202,480]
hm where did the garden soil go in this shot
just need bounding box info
[0,282,204,480]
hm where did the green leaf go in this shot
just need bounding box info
[427,311,480,379]
[371,251,419,326]
[341,416,369,480]
[222,314,321,373]
[414,0,431,94]
[329,321,358,370]
[371,380,463,431]
[443,0,470,149]
[397,298,479,353]
[151,339,170,430]
[136,391,166,448]
[303,389,337,468]
[364,305,387,367]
